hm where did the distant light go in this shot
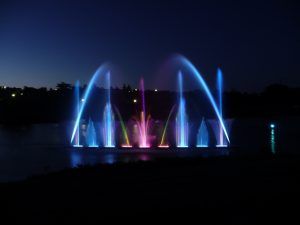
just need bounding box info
[134,88,138,91]
[154,89,158,92]
[270,124,275,129]
[20,93,23,96]
[133,99,137,103]
[81,98,85,102]
[11,93,16,98]
[4,86,7,89]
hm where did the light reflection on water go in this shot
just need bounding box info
[270,126,276,154]
[103,154,116,165]
[69,149,154,168]
[138,154,151,161]
[70,151,83,167]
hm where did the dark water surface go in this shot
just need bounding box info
[0,117,299,182]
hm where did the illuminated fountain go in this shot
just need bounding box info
[103,72,115,148]
[176,71,189,148]
[174,55,230,145]
[86,118,98,147]
[71,63,110,146]
[206,69,231,147]
[72,80,83,147]
[196,118,209,147]
[70,56,231,150]
[135,78,151,148]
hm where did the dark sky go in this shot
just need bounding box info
[0,0,299,91]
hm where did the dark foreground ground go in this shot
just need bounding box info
[1,154,300,224]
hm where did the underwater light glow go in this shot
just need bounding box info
[158,145,169,148]
[73,144,83,148]
[121,144,133,148]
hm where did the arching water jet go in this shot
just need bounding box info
[73,80,83,147]
[71,63,110,144]
[173,55,230,144]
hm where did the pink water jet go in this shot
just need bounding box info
[135,78,151,148]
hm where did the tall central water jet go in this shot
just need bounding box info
[103,72,115,148]
[176,71,189,148]
[136,78,151,148]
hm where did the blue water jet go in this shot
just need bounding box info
[196,118,209,147]
[103,72,115,148]
[86,118,98,147]
[71,64,110,144]
[174,55,230,144]
[216,69,227,147]
[73,81,83,147]
[176,71,188,148]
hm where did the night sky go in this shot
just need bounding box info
[0,0,299,91]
